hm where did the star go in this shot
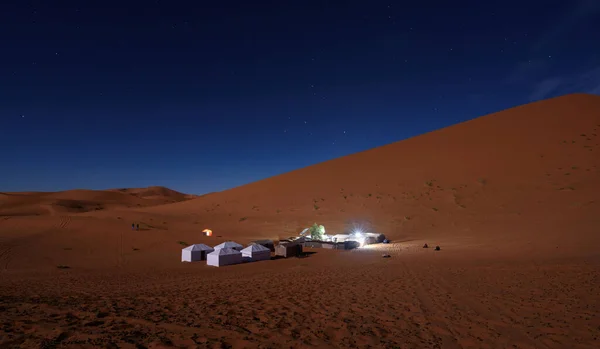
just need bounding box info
[21,115,25,118]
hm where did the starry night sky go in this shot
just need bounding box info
[2,0,600,194]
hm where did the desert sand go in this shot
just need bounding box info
[1,93,599,348]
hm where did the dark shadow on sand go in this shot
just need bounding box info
[270,251,317,260]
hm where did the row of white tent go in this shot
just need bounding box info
[181,241,271,267]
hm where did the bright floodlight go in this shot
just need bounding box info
[357,236,365,247]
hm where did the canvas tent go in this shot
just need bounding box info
[241,244,271,262]
[207,247,243,267]
[181,244,214,262]
[275,242,303,258]
[213,241,243,251]
[252,239,275,252]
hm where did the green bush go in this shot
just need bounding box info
[308,223,325,240]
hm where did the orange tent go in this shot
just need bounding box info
[202,229,213,237]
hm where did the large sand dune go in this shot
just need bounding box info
[1,93,599,348]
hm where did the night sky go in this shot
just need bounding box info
[2,1,599,194]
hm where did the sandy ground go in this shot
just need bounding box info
[1,94,600,348]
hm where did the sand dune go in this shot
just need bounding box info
[0,186,195,216]
[1,93,599,348]
[108,186,196,201]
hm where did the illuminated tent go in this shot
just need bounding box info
[181,244,214,262]
[207,247,242,267]
[214,241,243,251]
[241,244,271,262]
[202,229,213,237]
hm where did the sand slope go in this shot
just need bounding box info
[140,93,600,253]
[1,93,599,348]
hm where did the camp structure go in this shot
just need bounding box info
[214,241,243,251]
[181,244,214,262]
[332,234,350,243]
[275,242,303,258]
[315,241,359,250]
[206,247,243,267]
[361,232,386,244]
[303,241,323,248]
[241,244,271,262]
[202,229,213,237]
[321,242,336,249]
[251,239,275,252]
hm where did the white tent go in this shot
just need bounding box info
[181,244,214,262]
[213,241,243,251]
[241,244,271,262]
[207,247,243,267]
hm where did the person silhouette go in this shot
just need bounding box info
[136,224,139,231]
[131,223,135,231]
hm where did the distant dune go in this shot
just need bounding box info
[1,93,599,348]
[0,186,195,216]
[107,185,197,201]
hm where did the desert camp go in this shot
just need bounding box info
[180,223,389,267]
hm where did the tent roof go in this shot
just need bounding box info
[243,244,271,253]
[214,241,243,249]
[209,247,241,256]
[183,243,214,251]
